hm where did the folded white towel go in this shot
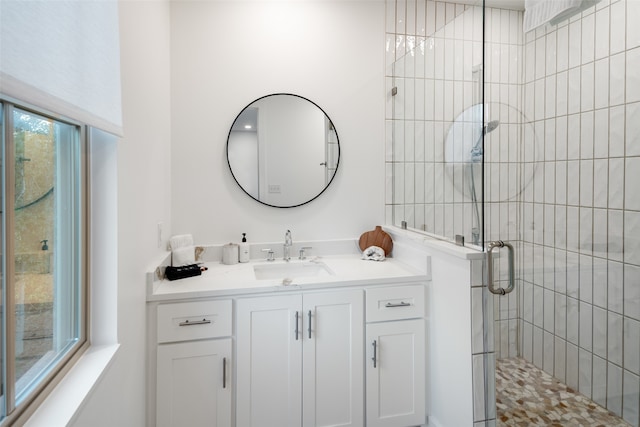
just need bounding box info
[169,234,193,250]
[361,245,386,262]
[172,246,195,266]
[524,0,600,33]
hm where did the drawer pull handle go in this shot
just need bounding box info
[308,310,312,339]
[372,340,377,368]
[295,311,299,340]
[178,318,211,326]
[223,357,227,389]
[385,301,411,308]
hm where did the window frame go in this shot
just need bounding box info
[0,96,90,425]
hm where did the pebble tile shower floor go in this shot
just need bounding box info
[496,357,631,427]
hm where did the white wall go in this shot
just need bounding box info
[170,0,386,245]
[428,250,474,427]
[68,1,384,424]
[69,1,173,425]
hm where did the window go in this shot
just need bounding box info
[0,100,87,424]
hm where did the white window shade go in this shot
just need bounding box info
[0,0,123,136]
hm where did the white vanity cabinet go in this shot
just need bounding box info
[365,285,426,427]
[155,300,233,427]
[148,255,430,427]
[236,289,364,427]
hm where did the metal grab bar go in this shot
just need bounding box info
[486,240,515,295]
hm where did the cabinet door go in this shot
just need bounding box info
[303,290,364,427]
[366,319,426,427]
[236,294,303,427]
[156,338,231,427]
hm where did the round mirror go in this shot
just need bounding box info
[227,93,340,208]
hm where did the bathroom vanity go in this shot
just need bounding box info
[146,253,429,427]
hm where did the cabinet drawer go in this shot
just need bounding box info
[157,300,232,343]
[366,285,424,322]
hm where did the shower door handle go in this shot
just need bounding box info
[486,240,515,295]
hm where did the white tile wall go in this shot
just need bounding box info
[629,0,640,48]
[609,263,624,314]
[516,1,640,424]
[567,342,580,389]
[554,336,566,381]
[628,102,640,156]
[386,0,640,425]
[522,1,640,426]
[609,311,623,365]
[579,348,593,398]
[610,105,626,157]
[593,355,608,407]
[626,264,640,320]
[609,363,624,417]
[624,371,640,426]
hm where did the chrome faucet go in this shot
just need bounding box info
[283,229,292,261]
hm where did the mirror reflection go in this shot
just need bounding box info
[227,94,339,208]
[14,112,55,210]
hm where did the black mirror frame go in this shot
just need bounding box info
[226,93,341,208]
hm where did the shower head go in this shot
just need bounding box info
[485,120,500,134]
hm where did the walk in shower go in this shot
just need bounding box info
[385,0,640,425]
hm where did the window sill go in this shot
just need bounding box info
[23,344,120,427]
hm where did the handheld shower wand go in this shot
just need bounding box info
[470,120,500,161]
[469,119,500,245]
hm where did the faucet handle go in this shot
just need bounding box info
[261,248,275,261]
[299,247,312,260]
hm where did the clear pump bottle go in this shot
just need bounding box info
[239,233,250,263]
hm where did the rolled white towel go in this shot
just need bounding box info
[172,246,195,266]
[169,234,193,250]
[361,245,386,261]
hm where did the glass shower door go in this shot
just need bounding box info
[387,0,487,249]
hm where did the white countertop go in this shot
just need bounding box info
[148,254,428,302]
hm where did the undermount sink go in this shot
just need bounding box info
[253,261,334,280]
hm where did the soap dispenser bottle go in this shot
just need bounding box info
[239,233,250,263]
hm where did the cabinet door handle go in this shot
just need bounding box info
[222,357,227,389]
[178,318,211,326]
[385,302,411,308]
[372,340,377,368]
[295,311,299,340]
[308,310,312,339]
